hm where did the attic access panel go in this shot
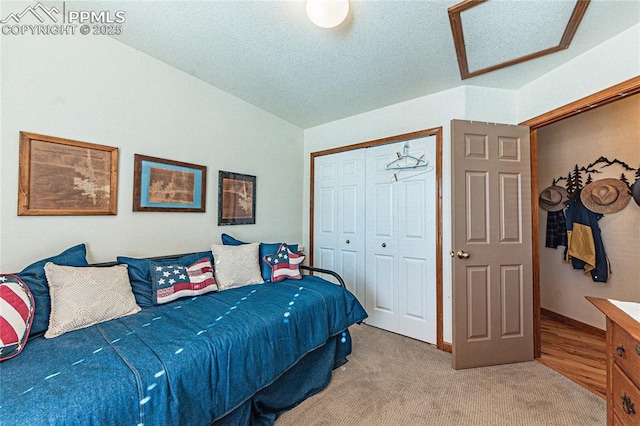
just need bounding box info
[448,0,590,80]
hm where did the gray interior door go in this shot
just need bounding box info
[451,119,533,369]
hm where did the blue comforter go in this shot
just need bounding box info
[0,275,367,425]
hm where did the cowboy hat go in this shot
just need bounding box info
[538,185,569,212]
[580,178,631,214]
[632,179,640,207]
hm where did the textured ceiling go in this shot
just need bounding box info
[74,0,639,128]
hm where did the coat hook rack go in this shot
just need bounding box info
[550,156,638,195]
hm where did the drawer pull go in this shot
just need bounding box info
[617,345,626,357]
[635,345,640,356]
[622,394,636,415]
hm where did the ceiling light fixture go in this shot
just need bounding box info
[306,0,349,29]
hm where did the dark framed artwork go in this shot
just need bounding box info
[133,154,206,212]
[18,131,118,216]
[218,171,256,225]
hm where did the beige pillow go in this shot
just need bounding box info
[44,262,141,338]
[211,243,264,290]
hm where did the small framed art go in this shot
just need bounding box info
[18,131,118,216]
[133,154,206,212]
[218,171,256,225]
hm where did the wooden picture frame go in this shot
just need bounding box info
[133,154,207,212]
[18,131,118,216]
[218,171,256,225]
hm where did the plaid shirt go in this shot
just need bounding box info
[545,209,567,248]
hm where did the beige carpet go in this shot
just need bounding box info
[277,324,605,425]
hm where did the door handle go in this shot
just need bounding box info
[456,250,470,260]
[622,394,636,415]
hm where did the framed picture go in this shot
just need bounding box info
[18,131,118,216]
[218,171,256,225]
[133,154,206,212]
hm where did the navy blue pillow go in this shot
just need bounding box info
[221,233,246,246]
[118,251,213,307]
[220,234,298,281]
[16,243,89,337]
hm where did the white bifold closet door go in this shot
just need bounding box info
[313,137,436,344]
[313,149,366,303]
[364,138,436,343]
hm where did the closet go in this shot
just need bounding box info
[519,88,639,402]
[313,134,437,343]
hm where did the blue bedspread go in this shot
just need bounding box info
[0,275,367,425]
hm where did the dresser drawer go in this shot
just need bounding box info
[612,323,640,388]
[612,363,640,426]
[613,412,625,426]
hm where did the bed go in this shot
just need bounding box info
[0,247,367,425]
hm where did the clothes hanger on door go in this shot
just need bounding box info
[385,142,429,170]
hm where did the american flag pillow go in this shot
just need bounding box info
[263,243,305,282]
[151,258,218,304]
[1,275,35,361]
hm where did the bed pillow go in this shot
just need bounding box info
[117,251,213,307]
[150,257,217,304]
[0,275,35,361]
[15,243,89,336]
[220,234,299,281]
[211,243,264,290]
[263,243,305,282]
[221,233,246,246]
[259,243,299,280]
[43,263,141,338]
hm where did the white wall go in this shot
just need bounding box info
[303,86,519,344]
[0,34,303,271]
[517,24,640,122]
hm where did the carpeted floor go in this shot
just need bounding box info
[277,324,605,425]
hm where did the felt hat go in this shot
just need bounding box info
[632,179,640,207]
[580,178,631,214]
[538,185,569,211]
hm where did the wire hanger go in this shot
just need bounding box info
[385,142,429,170]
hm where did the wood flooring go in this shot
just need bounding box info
[538,311,607,399]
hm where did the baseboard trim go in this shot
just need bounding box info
[541,308,605,338]
[442,342,452,353]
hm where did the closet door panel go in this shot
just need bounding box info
[374,183,394,238]
[402,257,427,318]
[313,150,366,300]
[340,250,358,297]
[318,247,336,273]
[365,147,399,331]
[341,185,358,235]
[374,254,395,313]
[402,180,426,239]
[314,158,338,283]
[396,138,437,343]
[319,188,335,233]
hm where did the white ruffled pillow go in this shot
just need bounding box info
[211,243,264,290]
[43,263,141,338]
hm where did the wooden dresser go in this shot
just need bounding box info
[588,297,640,425]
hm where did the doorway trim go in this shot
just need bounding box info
[520,75,640,358]
[309,127,445,350]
